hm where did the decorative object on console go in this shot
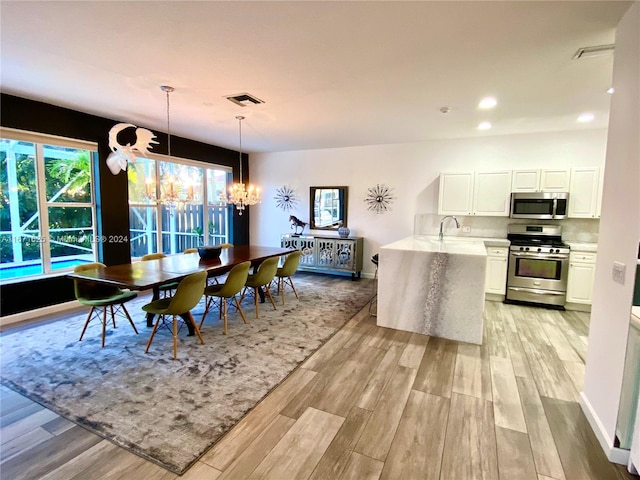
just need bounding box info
[106,123,158,175]
[364,183,395,214]
[289,215,307,235]
[219,115,261,215]
[337,221,350,238]
[274,185,298,211]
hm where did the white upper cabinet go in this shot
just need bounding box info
[438,172,473,215]
[473,171,512,216]
[439,171,511,216]
[512,169,570,192]
[568,167,601,218]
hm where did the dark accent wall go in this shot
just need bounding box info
[0,94,250,316]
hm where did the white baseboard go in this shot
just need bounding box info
[0,301,83,329]
[579,391,631,465]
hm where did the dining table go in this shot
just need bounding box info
[68,245,297,335]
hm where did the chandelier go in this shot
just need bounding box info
[219,115,261,215]
[144,85,195,209]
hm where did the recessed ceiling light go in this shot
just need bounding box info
[577,113,595,123]
[477,121,492,130]
[478,97,497,109]
[607,87,615,94]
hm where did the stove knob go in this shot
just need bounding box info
[525,247,529,251]
[537,248,542,253]
[549,248,554,253]
[556,249,560,253]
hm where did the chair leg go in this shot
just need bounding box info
[172,315,178,360]
[264,284,277,311]
[234,296,247,324]
[121,303,139,334]
[200,295,213,329]
[79,307,94,341]
[254,287,259,318]
[288,277,299,299]
[223,299,228,335]
[187,312,205,345]
[101,307,107,348]
[280,277,285,305]
[145,315,161,353]
[110,304,117,328]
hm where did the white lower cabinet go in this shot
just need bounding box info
[485,246,508,295]
[566,251,597,304]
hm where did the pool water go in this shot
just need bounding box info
[0,258,92,280]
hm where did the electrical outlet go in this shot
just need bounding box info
[612,261,626,285]
[462,225,471,233]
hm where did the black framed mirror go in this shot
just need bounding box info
[309,186,348,230]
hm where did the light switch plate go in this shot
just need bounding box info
[462,225,471,233]
[613,261,626,284]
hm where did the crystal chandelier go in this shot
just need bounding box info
[219,116,261,215]
[144,85,195,208]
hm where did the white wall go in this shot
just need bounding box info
[250,129,607,276]
[582,2,640,460]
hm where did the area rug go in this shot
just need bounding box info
[0,273,373,474]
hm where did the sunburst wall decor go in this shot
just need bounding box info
[274,185,298,211]
[365,184,395,214]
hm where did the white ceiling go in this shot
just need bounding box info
[0,1,632,153]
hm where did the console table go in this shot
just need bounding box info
[280,234,363,279]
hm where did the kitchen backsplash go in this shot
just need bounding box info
[414,214,599,243]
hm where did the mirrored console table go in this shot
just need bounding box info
[280,234,363,279]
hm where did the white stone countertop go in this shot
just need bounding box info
[382,235,488,256]
[566,242,598,252]
[632,307,640,330]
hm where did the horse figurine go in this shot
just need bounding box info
[289,215,307,235]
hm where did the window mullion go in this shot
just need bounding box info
[35,143,52,273]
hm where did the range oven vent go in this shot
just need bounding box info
[224,92,265,107]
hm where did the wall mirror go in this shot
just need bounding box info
[309,186,348,230]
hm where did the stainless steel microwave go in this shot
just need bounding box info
[510,192,569,219]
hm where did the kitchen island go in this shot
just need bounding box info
[377,235,487,344]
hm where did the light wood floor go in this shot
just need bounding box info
[1,300,637,479]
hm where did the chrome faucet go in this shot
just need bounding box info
[438,215,460,241]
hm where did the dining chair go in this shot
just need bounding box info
[142,270,207,359]
[141,253,178,297]
[274,250,302,305]
[73,262,139,348]
[200,261,250,335]
[241,256,279,318]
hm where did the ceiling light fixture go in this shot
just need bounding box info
[219,116,261,215]
[478,97,497,109]
[577,113,595,123]
[144,86,195,209]
[477,121,492,130]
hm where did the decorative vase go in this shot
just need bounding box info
[338,225,350,238]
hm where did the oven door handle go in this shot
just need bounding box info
[510,252,569,260]
[508,287,566,296]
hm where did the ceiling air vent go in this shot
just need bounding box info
[224,92,265,107]
[572,44,615,60]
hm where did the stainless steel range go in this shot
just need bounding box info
[505,224,570,308]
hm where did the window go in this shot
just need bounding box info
[0,128,97,280]
[128,154,231,259]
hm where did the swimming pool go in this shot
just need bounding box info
[0,258,92,280]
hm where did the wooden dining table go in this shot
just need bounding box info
[68,245,297,334]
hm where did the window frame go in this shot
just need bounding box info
[0,127,98,282]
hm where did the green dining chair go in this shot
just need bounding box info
[74,262,139,348]
[141,253,178,297]
[200,261,250,335]
[142,270,207,360]
[274,250,302,305]
[241,256,279,318]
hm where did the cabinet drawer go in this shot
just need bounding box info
[486,247,508,257]
[570,252,597,263]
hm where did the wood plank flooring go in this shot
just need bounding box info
[1,301,638,480]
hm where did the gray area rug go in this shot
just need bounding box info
[0,273,373,474]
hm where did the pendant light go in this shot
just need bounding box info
[219,115,261,215]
